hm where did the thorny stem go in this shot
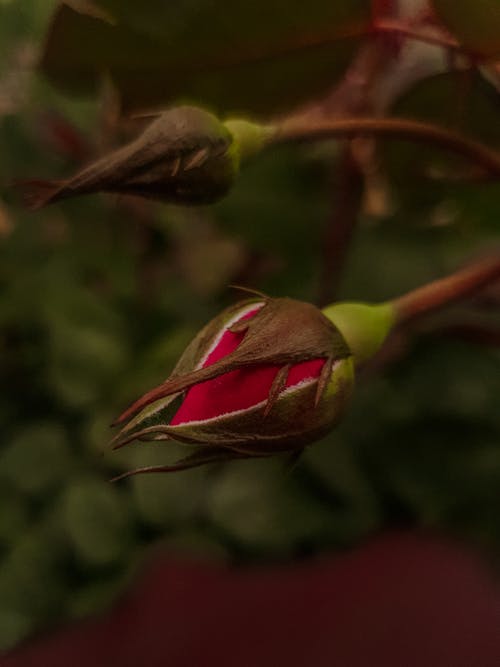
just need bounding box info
[392,256,500,325]
[270,117,500,179]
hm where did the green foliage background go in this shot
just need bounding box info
[0,0,499,652]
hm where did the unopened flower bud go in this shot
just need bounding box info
[18,106,272,209]
[111,295,354,478]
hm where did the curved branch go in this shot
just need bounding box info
[269,117,500,178]
[392,255,500,324]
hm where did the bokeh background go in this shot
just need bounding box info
[0,0,499,663]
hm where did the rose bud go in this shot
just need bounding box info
[110,257,500,479]
[110,294,355,480]
[16,106,270,209]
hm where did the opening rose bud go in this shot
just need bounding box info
[110,296,355,479]
[110,257,500,479]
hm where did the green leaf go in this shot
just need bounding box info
[130,444,208,527]
[433,0,500,58]
[205,458,336,555]
[0,527,68,620]
[44,289,128,408]
[0,609,35,653]
[62,479,134,566]
[41,0,370,115]
[47,320,127,407]
[0,490,29,548]
[301,435,382,543]
[0,423,72,496]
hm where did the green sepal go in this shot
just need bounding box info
[224,119,276,167]
[322,302,396,366]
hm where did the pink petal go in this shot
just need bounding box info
[171,306,324,425]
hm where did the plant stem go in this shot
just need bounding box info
[270,117,500,178]
[373,19,462,53]
[316,37,393,306]
[392,256,500,324]
[317,145,363,306]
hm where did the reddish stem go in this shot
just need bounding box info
[272,117,500,179]
[393,256,500,324]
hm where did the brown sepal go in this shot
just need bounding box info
[315,355,334,407]
[115,297,350,426]
[16,106,235,208]
[264,364,291,417]
[110,446,268,482]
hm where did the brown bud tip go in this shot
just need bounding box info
[12,178,65,210]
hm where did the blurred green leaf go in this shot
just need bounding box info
[302,436,382,543]
[0,526,68,620]
[0,423,71,496]
[47,319,127,408]
[0,609,35,653]
[41,1,370,115]
[62,479,134,566]
[205,459,337,555]
[130,444,208,527]
[0,489,29,548]
[42,285,128,408]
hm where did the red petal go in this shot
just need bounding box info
[171,306,324,425]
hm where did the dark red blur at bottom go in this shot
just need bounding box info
[3,533,500,667]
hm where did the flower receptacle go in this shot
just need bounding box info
[322,301,396,366]
[224,119,275,167]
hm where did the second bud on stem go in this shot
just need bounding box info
[110,255,500,479]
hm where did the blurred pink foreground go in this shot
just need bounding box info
[4,532,500,667]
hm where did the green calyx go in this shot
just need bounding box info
[224,118,275,168]
[322,301,396,366]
